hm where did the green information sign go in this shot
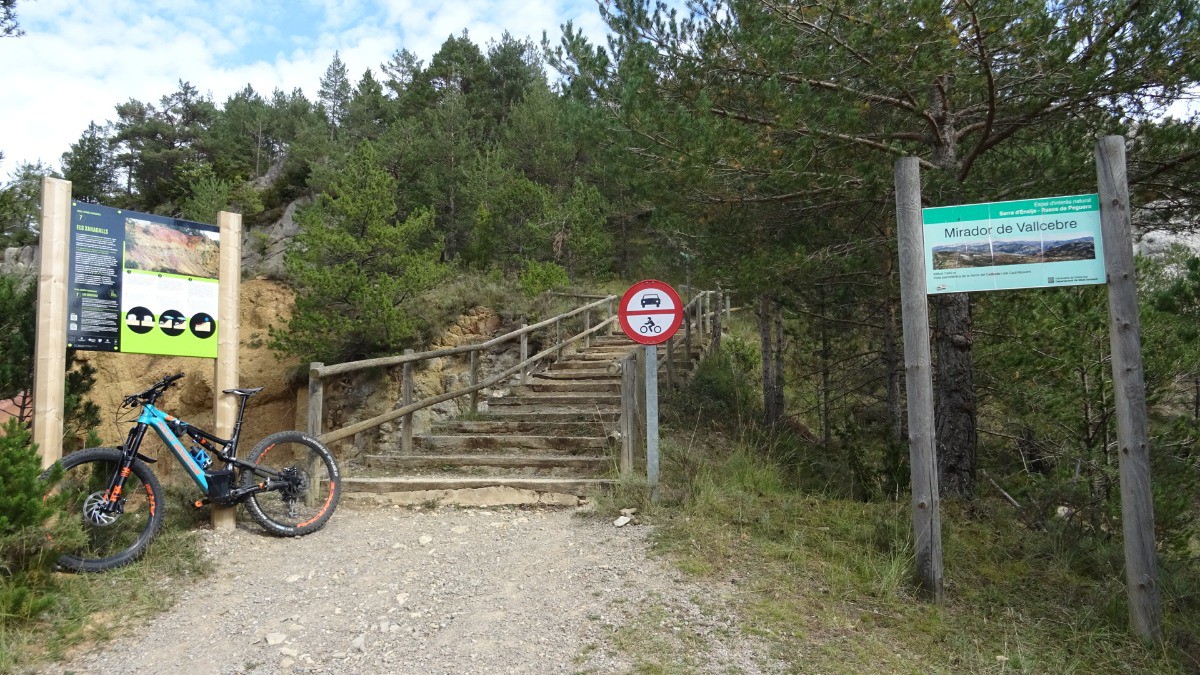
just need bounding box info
[922,194,1104,294]
[68,202,219,358]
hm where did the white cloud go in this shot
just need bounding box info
[0,0,613,178]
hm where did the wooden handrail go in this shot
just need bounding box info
[311,294,617,444]
[309,288,729,453]
[313,294,616,379]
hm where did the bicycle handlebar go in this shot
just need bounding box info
[122,372,185,408]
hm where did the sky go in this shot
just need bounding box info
[0,0,612,176]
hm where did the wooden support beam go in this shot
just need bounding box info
[33,178,70,468]
[211,210,241,531]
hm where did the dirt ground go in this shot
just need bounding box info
[42,502,783,674]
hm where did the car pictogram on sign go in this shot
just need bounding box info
[640,293,661,308]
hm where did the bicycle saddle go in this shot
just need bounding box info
[223,387,264,396]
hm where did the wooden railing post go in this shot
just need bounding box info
[469,350,479,414]
[402,349,414,454]
[307,362,324,438]
[712,289,723,353]
[585,308,592,348]
[619,353,636,477]
[703,291,711,337]
[634,345,647,463]
[607,299,615,336]
[520,325,529,384]
[666,337,675,389]
[685,301,693,362]
[556,318,564,360]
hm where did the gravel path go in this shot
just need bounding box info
[44,503,780,674]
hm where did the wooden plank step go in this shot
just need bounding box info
[343,476,610,495]
[364,454,610,470]
[488,393,621,407]
[433,420,609,435]
[549,360,613,371]
[516,381,620,394]
[414,435,607,451]
[590,337,636,346]
[570,346,635,355]
[569,352,627,362]
[478,410,619,423]
[529,370,621,381]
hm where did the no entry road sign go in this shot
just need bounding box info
[618,279,683,345]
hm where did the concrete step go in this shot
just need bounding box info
[364,454,610,471]
[413,434,608,452]
[343,476,610,496]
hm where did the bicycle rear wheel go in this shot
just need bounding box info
[240,431,340,536]
[42,447,165,572]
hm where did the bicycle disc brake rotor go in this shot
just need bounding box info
[82,492,119,526]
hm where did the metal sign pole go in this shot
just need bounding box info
[645,344,660,502]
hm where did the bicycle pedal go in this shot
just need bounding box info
[193,498,210,509]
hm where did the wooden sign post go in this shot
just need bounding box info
[894,157,944,601]
[1096,135,1160,640]
[892,137,1160,638]
[211,210,242,531]
[32,177,71,468]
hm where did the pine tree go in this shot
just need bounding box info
[272,142,447,362]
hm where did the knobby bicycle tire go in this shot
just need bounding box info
[240,431,340,536]
[41,447,166,573]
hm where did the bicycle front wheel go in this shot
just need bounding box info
[241,431,340,536]
[42,447,165,572]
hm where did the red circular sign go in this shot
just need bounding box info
[618,280,684,345]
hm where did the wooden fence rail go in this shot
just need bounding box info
[307,294,617,444]
[309,289,729,485]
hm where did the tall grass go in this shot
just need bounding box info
[591,343,1200,673]
[0,479,212,673]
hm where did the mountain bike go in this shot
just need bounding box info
[41,372,341,572]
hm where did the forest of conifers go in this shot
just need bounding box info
[2,0,1200,550]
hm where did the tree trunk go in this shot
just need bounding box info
[933,292,976,498]
[773,299,786,424]
[883,297,903,444]
[759,294,779,426]
[1193,373,1199,422]
[818,290,832,445]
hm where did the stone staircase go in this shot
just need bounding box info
[342,335,649,503]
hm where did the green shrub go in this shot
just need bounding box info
[0,420,84,630]
[672,337,760,425]
[518,260,570,297]
[0,420,59,574]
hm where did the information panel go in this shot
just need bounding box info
[68,202,219,358]
[922,194,1105,294]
